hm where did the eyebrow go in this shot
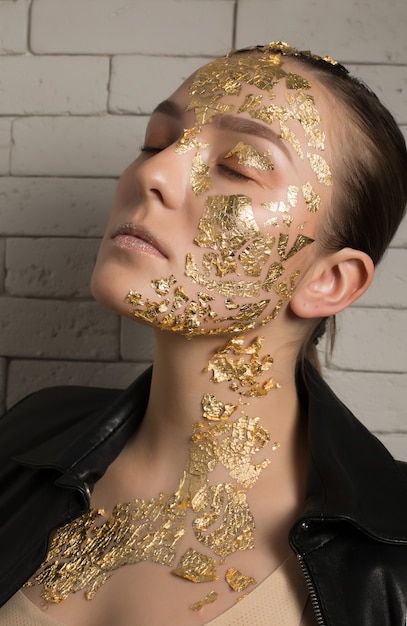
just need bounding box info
[152,99,183,118]
[152,99,293,162]
[213,114,293,163]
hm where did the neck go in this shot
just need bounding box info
[136,326,304,473]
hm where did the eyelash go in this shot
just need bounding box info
[140,146,163,154]
[140,147,252,183]
[217,164,251,182]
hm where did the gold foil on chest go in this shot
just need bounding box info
[29,335,280,610]
[173,548,218,582]
[226,567,257,592]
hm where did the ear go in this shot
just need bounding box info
[289,248,374,319]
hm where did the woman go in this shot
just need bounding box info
[1,42,407,626]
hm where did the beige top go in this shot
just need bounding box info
[0,555,308,626]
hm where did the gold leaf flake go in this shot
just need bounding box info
[307,153,333,186]
[190,152,212,196]
[225,142,274,171]
[280,122,303,159]
[262,262,285,292]
[237,93,263,113]
[282,214,293,227]
[278,232,314,261]
[226,567,257,592]
[285,72,311,90]
[238,234,275,277]
[302,181,321,213]
[151,275,177,296]
[202,393,237,421]
[190,591,218,612]
[172,548,218,583]
[175,127,204,154]
[192,483,255,559]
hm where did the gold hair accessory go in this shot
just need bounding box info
[230,41,348,74]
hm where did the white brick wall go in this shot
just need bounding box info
[0,0,406,460]
[0,0,30,55]
[31,0,234,55]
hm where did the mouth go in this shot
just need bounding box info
[110,223,168,258]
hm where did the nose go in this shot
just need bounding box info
[131,143,192,211]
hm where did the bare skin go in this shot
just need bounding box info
[21,56,342,626]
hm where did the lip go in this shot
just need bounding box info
[110,223,168,258]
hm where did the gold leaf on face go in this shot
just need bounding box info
[238,234,275,277]
[190,152,212,196]
[225,142,274,171]
[194,194,260,257]
[249,103,291,126]
[285,72,311,90]
[237,93,263,113]
[151,275,177,296]
[262,262,285,292]
[302,181,321,213]
[307,153,333,186]
[279,122,304,159]
[277,232,314,261]
[282,214,294,227]
[175,127,205,154]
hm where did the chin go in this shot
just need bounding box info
[90,262,127,316]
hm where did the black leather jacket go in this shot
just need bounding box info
[1,364,407,625]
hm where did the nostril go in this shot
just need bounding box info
[150,187,165,204]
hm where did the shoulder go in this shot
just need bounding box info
[0,384,123,461]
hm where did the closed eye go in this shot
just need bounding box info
[217,164,252,182]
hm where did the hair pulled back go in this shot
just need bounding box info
[232,43,407,369]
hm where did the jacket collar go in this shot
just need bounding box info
[301,362,407,542]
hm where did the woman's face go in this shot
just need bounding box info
[91,53,333,336]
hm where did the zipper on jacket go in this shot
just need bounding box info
[297,553,325,626]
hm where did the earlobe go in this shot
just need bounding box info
[290,248,374,319]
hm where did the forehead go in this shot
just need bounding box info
[169,54,330,148]
[189,53,312,97]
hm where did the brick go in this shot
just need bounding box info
[0,119,11,174]
[120,318,155,362]
[0,177,116,237]
[331,308,407,372]
[0,0,30,54]
[235,0,407,64]
[0,56,109,115]
[5,238,100,298]
[110,55,210,114]
[31,0,234,55]
[6,358,150,408]
[392,211,407,247]
[323,369,407,432]
[375,434,407,462]
[0,297,120,360]
[346,65,407,125]
[11,116,147,176]
[356,249,407,308]
[0,238,5,293]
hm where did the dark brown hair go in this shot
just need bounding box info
[232,44,407,370]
